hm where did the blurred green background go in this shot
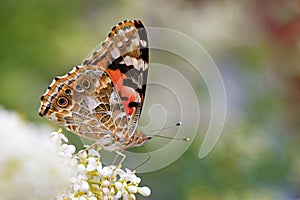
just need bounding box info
[1,0,300,199]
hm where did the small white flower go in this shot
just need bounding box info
[78,150,88,159]
[115,181,123,189]
[73,183,80,192]
[115,191,122,198]
[51,129,68,146]
[103,187,110,195]
[88,148,100,157]
[102,180,110,187]
[78,164,86,174]
[59,144,76,158]
[80,181,90,192]
[138,186,151,196]
[128,185,138,193]
[98,166,113,177]
[86,157,97,171]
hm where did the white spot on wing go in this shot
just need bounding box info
[141,40,147,47]
[132,38,139,46]
[95,70,104,77]
[107,41,113,47]
[84,96,98,110]
[117,41,123,48]
[111,47,120,59]
[118,29,125,35]
[124,56,132,66]
[144,62,149,69]
[49,112,60,121]
[94,79,99,87]
[125,28,131,33]
[138,59,144,70]
[132,58,139,68]
[109,91,119,103]
[99,49,107,59]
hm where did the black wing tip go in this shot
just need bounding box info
[117,19,145,28]
[38,111,44,117]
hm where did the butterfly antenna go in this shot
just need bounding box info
[149,122,190,141]
[148,122,181,133]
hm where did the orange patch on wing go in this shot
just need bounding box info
[106,69,137,116]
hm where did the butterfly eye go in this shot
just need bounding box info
[57,96,69,108]
[82,79,90,89]
[65,89,72,95]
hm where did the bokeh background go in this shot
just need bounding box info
[1,0,300,199]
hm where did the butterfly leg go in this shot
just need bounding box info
[112,153,119,165]
[110,150,126,180]
[76,142,103,157]
[113,150,126,167]
[116,151,126,167]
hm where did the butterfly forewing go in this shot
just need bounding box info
[83,20,148,118]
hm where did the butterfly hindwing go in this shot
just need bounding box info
[39,66,128,141]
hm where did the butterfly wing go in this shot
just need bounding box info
[39,20,149,150]
[39,66,129,143]
[84,20,149,120]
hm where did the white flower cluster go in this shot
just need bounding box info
[0,107,151,200]
[53,130,151,200]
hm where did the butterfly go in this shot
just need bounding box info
[39,20,151,152]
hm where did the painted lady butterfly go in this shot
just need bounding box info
[39,20,150,152]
